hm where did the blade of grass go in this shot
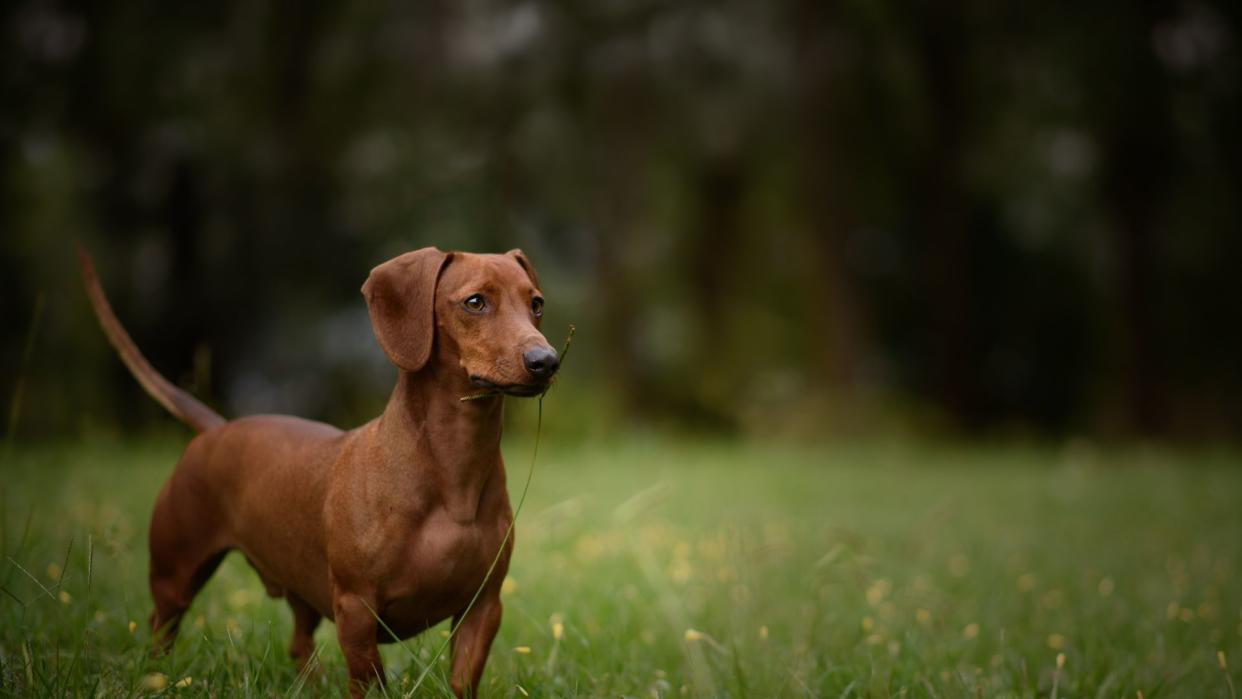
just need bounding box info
[0,509,34,590]
[51,537,74,592]
[1,585,24,606]
[6,556,55,600]
[406,394,544,696]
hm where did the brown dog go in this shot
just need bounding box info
[79,247,559,697]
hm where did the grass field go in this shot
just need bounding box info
[1,432,1240,697]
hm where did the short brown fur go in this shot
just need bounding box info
[79,246,558,697]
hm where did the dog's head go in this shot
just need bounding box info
[362,247,558,396]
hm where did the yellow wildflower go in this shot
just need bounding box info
[1097,577,1115,596]
[865,579,891,606]
[139,673,167,691]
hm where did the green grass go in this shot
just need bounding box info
[1,434,1240,697]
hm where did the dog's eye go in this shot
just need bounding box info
[463,294,487,313]
[531,296,544,318]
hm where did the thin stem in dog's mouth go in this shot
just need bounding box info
[459,324,575,402]
[402,328,574,693]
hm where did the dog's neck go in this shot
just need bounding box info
[377,363,505,522]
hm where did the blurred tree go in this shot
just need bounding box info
[791,0,868,398]
[1082,1,1179,434]
[3,0,1240,441]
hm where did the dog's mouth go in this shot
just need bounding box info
[468,376,548,398]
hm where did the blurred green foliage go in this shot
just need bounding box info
[2,0,1241,439]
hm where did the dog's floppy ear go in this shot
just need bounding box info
[506,248,540,290]
[362,247,452,372]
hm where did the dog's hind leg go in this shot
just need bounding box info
[287,593,322,670]
[147,480,230,653]
[148,547,227,652]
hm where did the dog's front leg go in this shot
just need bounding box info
[333,589,384,698]
[450,592,503,698]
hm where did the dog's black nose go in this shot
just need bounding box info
[523,346,560,378]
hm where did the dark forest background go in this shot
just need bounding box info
[3,0,1241,442]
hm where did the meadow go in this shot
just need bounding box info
[1,430,1239,697]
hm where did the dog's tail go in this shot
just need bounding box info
[77,246,226,433]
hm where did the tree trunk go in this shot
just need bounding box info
[793,0,867,396]
[912,0,977,428]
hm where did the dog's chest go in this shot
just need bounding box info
[376,508,510,632]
